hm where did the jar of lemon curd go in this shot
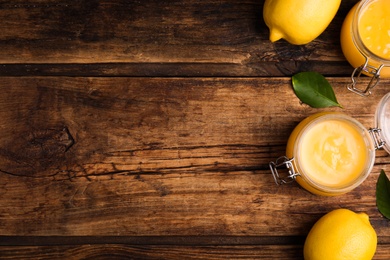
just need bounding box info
[341,0,390,96]
[269,105,390,196]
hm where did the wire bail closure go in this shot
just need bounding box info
[348,58,384,97]
[369,128,386,150]
[269,156,300,185]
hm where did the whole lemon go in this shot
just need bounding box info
[263,0,341,45]
[304,209,377,260]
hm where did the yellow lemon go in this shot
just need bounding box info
[304,208,377,260]
[263,0,341,45]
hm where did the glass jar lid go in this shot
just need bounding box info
[375,92,390,154]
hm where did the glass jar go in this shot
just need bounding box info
[340,0,390,96]
[270,112,377,196]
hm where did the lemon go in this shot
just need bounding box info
[304,209,377,260]
[263,0,341,45]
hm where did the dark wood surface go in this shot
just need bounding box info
[1,0,390,259]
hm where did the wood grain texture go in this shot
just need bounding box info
[0,244,306,260]
[2,0,390,258]
[1,242,390,259]
[0,0,357,76]
[0,77,389,240]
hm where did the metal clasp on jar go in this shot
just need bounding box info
[348,58,384,97]
[269,156,300,185]
[369,128,386,150]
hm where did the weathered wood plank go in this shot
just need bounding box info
[1,167,389,236]
[0,243,390,259]
[0,76,387,178]
[0,61,353,77]
[0,77,389,239]
[0,244,304,259]
[0,0,359,76]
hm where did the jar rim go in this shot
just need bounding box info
[375,92,390,153]
[293,113,375,194]
[352,0,390,65]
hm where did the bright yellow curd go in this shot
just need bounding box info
[286,113,374,196]
[298,119,367,186]
[341,0,390,77]
[359,0,390,59]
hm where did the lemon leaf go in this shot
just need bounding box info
[292,72,342,108]
[376,170,390,220]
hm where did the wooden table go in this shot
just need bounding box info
[1,0,389,259]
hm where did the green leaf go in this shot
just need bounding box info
[376,170,390,220]
[292,72,342,108]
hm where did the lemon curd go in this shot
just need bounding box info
[286,113,375,196]
[299,120,367,186]
[359,0,390,59]
[341,0,390,78]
